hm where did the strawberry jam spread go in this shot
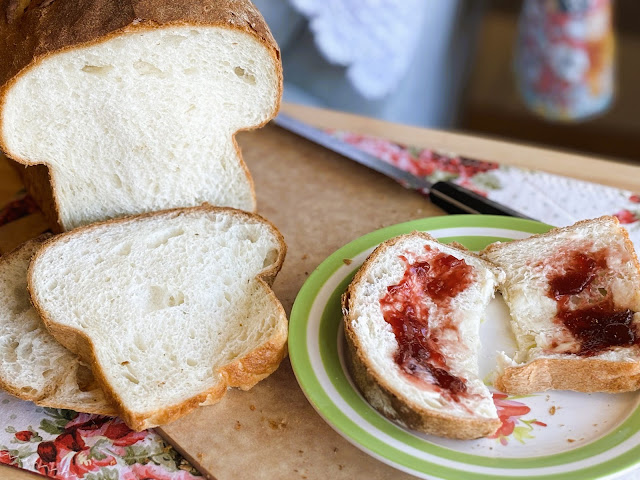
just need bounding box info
[547,249,639,356]
[379,246,474,399]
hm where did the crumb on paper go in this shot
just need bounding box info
[567,438,575,443]
[304,271,309,276]
[249,404,256,411]
[549,406,556,415]
[338,465,344,471]
[302,254,308,260]
[268,419,287,430]
[196,452,204,461]
[593,423,598,427]
[546,395,550,401]
[333,447,338,453]
[343,258,353,265]
[234,421,242,430]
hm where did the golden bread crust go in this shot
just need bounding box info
[496,356,640,394]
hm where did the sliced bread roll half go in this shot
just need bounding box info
[343,232,505,439]
[0,236,115,414]
[482,216,640,394]
[28,206,288,431]
[0,0,282,231]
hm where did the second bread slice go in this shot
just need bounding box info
[482,216,640,394]
[28,206,288,430]
[0,237,115,414]
[343,232,505,439]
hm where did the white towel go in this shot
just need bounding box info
[288,0,427,99]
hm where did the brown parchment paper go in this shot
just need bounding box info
[157,124,444,479]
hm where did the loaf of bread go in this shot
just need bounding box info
[482,216,640,394]
[342,232,505,439]
[0,0,282,231]
[0,236,115,414]
[28,206,288,430]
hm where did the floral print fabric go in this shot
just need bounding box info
[0,392,200,479]
[331,130,640,249]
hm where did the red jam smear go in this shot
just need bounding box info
[379,246,474,398]
[546,249,639,356]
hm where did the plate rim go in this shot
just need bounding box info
[289,215,640,480]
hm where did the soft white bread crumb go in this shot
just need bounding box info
[343,232,505,439]
[0,237,115,414]
[482,216,640,394]
[28,206,288,430]
[1,25,280,230]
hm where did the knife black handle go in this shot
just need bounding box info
[428,181,534,220]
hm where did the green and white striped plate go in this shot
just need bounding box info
[289,215,640,480]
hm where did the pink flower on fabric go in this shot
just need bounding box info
[614,209,638,224]
[102,420,147,447]
[0,450,17,466]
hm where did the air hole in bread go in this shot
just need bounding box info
[186,358,197,367]
[46,280,58,292]
[112,174,123,189]
[11,285,31,315]
[183,67,198,76]
[147,228,185,249]
[133,60,166,77]
[233,66,256,85]
[81,65,114,75]
[20,386,37,395]
[167,293,185,307]
[115,242,132,256]
[5,342,19,363]
[42,368,54,378]
[160,34,188,47]
[262,249,278,269]
[134,333,147,351]
[148,285,185,310]
[124,373,139,385]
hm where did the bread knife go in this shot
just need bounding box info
[273,113,533,219]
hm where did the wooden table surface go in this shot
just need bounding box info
[1,103,640,480]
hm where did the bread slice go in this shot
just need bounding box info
[342,232,505,439]
[482,216,640,394]
[28,206,288,430]
[0,0,282,231]
[0,236,115,414]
